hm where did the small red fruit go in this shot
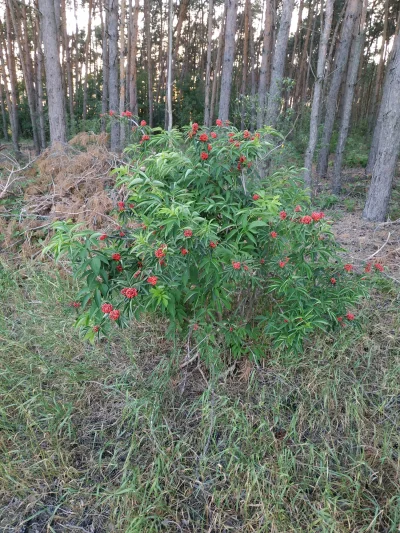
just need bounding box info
[99,234,107,241]
[101,303,113,314]
[199,133,209,142]
[184,229,193,238]
[344,264,353,272]
[109,309,120,321]
[147,276,158,286]
[270,231,278,238]
[280,211,287,220]
[374,263,384,272]
[232,261,241,270]
[181,248,189,255]
[209,241,217,248]
[252,194,260,201]
[216,119,222,126]
[211,132,217,138]
[140,120,147,126]
[346,312,355,321]
[200,151,209,160]
[142,134,150,141]
[330,278,336,284]
[112,253,121,261]
[295,205,302,212]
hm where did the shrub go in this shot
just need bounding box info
[45,121,372,361]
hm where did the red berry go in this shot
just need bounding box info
[142,134,150,141]
[344,264,353,272]
[147,276,158,286]
[93,325,100,332]
[300,215,312,224]
[330,278,336,284]
[374,263,384,272]
[252,194,260,201]
[155,248,166,258]
[101,303,113,314]
[71,301,81,308]
[109,309,120,321]
[117,201,125,211]
[140,120,147,126]
[232,261,241,270]
[181,248,189,255]
[216,119,222,126]
[209,241,217,248]
[112,253,121,261]
[346,312,355,321]
[294,205,302,212]
[270,231,278,238]
[199,133,208,142]
[200,151,209,160]
[99,234,107,241]
[280,211,287,220]
[193,324,199,330]
[211,132,217,139]
[183,229,193,238]
[116,264,123,272]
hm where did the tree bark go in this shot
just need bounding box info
[366,11,400,174]
[210,1,227,125]
[240,0,250,129]
[144,0,153,126]
[7,0,41,154]
[82,0,93,122]
[332,0,367,194]
[100,0,109,133]
[294,0,314,110]
[119,0,127,145]
[38,0,67,144]
[204,0,214,127]
[61,0,74,135]
[265,0,295,127]
[1,17,20,153]
[317,0,360,177]
[218,0,238,121]
[129,0,140,117]
[369,0,388,128]
[304,0,335,190]
[166,0,173,130]
[35,13,46,149]
[363,30,400,221]
[257,0,273,128]
[108,0,120,151]
[0,81,8,141]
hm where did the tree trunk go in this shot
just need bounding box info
[1,17,20,153]
[166,0,173,130]
[35,14,46,149]
[249,8,256,130]
[7,0,41,154]
[204,0,214,127]
[38,0,67,144]
[82,0,93,122]
[108,0,120,151]
[119,0,127,145]
[100,0,109,133]
[363,30,400,221]
[61,0,74,135]
[129,0,140,117]
[366,11,400,174]
[304,0,335,190]
[218,0,238,121]
[240,0,250,129]
[317,0,360,177]
[144,0,153,125]
[265,0,295,127]
[288,0,304,83]
[0,81,8,141]
[210,1,227,125]
[294,0,314,109]
[257,0,273,128]
[369,0,388,128]
[332,0,367,194]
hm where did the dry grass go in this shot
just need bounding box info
[0,259,399,532]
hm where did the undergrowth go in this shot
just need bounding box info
[0,259,399,532]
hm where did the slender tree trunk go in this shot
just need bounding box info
[204,0,214,127]
[294,0,314,109]
[210,1,227,125]
[119,0,127,145]
[166,0,173,130]
[82,0,93,122]
[108,0,120,151]
[101,0,109,132]
[257,0,273,128]
[332,0,367,194]
[7,0,40,154]
[265,0,295,127]
[288,0,304,82]
[0,82,8,140]
[369,0,388,127]
[144,0,153,125]
[317,0,360,177]
[38,0,67,144]
[61,0,74,135]
[1,17,20,153]
[304,0,335,189]
[129,0,140,116]
[366,12,400,174]
[240,0,250,129]
[35,15,46,149]
[363,30,400,221]
[249,8,256,130]
[218,0,238,121]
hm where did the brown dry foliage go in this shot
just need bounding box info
[24,133,117,229]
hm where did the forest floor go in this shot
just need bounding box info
[0,144,399,532]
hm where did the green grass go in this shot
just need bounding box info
[0,259,399,532]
